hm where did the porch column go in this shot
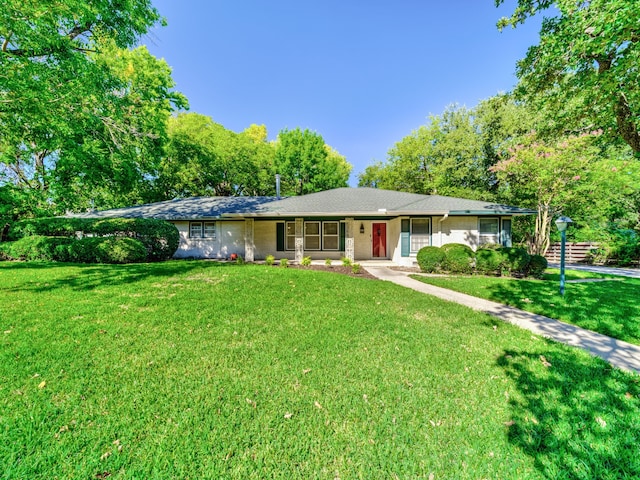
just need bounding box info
[295,217,304,263]
[244,218,254,262]
[345,217,355,263]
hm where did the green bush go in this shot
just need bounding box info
[502,247,531,277]
[0,235,73,261]
[62,237,147,264]
[351,263,361,274]
[7,217,179,262]
[265,254,275,266]
[527,254,548,279]
[441,243,475,274]
[416,246,446,273]
[341,257,352,266]
[280,258,288,267]
[301,256,312,266]
[475,248,505,276]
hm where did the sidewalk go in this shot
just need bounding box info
[547,263,640,279]
[365,267,640,374]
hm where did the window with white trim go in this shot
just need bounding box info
[304,221,321,250]
[190,222,203,238]
[479,218,500,245]
[203,222,216,238]
[285,222,296,250]
[410,218,431,253]
[323,221,339,250]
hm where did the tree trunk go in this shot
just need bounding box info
[614,94,640,155]
[530,203,552,256]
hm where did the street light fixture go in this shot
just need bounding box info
[555,216,573,295]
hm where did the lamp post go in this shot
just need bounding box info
[555,216,572,295]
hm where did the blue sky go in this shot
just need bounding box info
[142,1,543,186]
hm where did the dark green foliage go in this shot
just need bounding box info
[7,217,179,261]
[527,254,548,279]
[0,235,146,264]
[416,246,446,273]
[0,235,74,261]
[66,237,147,264]
[475,248,505,276]
[502,247,531,277]
[441,243,475,274]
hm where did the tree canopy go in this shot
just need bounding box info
[274,128,351,196]
[0,0,188,215]
[496,0,640,154]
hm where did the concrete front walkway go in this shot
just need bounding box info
[366,267,640,375]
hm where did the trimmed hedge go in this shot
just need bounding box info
[6,217,179,262]
[0,235,147,264]
[415,244,546,279]
[527,254,548,279]
[502,247,531,276]
[417,246,446,273]
[475,248,505,276]
[0,236,74,261]
[441,243,475,274]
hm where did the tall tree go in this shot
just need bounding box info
[274,128,351,196]
[0,0,183,214]
[496,0,640,154]
[358,102,529,199]
[157,114,275,199]
[491,132,640,254]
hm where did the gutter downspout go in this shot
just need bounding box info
[439,213,448,247]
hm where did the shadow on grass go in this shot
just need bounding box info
[499,347,640,479]
[0,259,236,293]
[483,277,640,345]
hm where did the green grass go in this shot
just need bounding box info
[1,261,639,479]
[410,269,640,346]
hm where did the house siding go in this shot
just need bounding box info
[433,216,480,250]
[171,220,245,259]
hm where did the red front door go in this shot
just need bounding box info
[372,223,387,258]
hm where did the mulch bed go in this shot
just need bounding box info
[285,264,379,280]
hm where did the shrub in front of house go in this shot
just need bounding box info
[527,254,548,279]
[441,243,475,274]
[416,246,446,273]
[501,247,531,277]
[475,247,505,276]
[58,237,147,264]
[265,254,275,266]
[0,235,74,261]
[301,256,312,266]
[6,217,179,262]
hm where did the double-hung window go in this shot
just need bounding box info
[190,221,216,238]
[410,218,431,253]
[304,221,321,250]
[203,222,216,238]
[479,218,500,245]
[190,222,203,238]
[285,222,296,250]
[322,222,339,250]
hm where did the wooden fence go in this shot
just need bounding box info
[544,242,598,263]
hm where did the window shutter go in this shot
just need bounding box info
[276,223,285,251]
[339,222,346,251]
[401,219,410,257]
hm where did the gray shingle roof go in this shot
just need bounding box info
[70,196,278,220]
[70,188,535,220]
[251,188,535,216]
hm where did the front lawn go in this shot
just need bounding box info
[1,261,639,479]
[410,269,640,346]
